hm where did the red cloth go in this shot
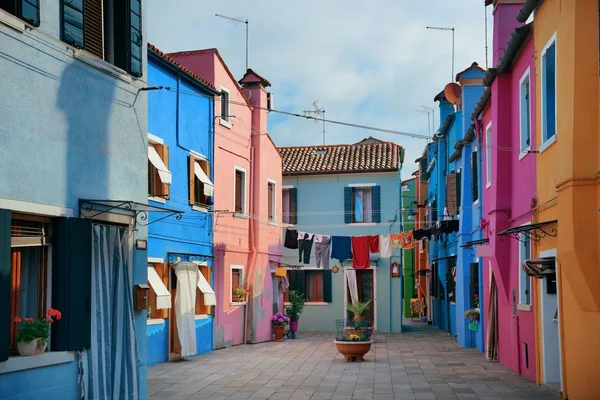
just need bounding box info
[352,236,371,270]
[369,235,379,253]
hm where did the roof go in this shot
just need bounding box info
[433,114,455,141]
[433,90,446,103]
[239,69,271,87]
[517,0,542,23]
[471,86,491,120]
[455,62,485,82]
[278,137,402,176]
[147,44,218,93]
[483,24,532,87]
[167,48,253,108]
[448,124,476,163]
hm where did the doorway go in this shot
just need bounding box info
[344,268,376,328]
[169,268,181,360]
[539,249,562,392]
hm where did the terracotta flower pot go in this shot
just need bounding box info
[17,338,47,356]
[334,340,373,362]
[290,321,299,332]
[274,325,285,342]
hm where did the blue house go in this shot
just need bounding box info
[278,138,406,333]
[146,44,219,365]
[0,1,150,399]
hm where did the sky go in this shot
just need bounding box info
[147,1,493,174]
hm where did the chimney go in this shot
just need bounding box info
[489,0,526,66]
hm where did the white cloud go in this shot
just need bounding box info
[147,0,493,173]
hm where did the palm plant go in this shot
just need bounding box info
[347,300,372,329]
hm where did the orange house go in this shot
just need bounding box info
[520,1,600,398]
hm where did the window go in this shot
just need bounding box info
[353,188,373,223]
[447,259,456,303]
[485,123,492,187]
[519,233,532,305]
[344,186,380,224]
[285,269,332,303]
[220,87,230,124]
[282,188,297,225]
[471,149,479,203]
[234,167,246,215]
[189,156,213,208]
[0,0,40,26]
[267,180,276,222]
[305,271,324,302]
[60,0,143,77]
[230,265,244,304]
[469,262,480,308]
[541,35,557,145]
[519,68,532,154]
[148,143,170,199]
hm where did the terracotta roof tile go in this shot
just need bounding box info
[278,137,402,175]
[147,43,216,91]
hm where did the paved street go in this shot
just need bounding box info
[148,329,559,400]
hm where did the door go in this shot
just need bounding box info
[346,269,375,328]
[169,268,181,359]
[539,253,561,391]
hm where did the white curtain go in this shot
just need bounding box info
[85,224,138,400]
[345,269,359,305]
[364,190,373,223]
[174,262,199,357]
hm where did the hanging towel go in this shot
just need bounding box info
[352,236,371,270]
[390,233,402,250]
[400,231,415,249]
[331,236,352,262]
[284,229,298,249]
[379,234,392,258]
[369,235,379,253]
[315,235,331,269]
[345,269,359,305]
[314,233,327,243]
[279,275,290,292]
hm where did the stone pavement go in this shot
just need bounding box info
[147,329,559,400]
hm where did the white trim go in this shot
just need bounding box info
[348,183,377,187]
[0,352,75,374]
[285,301,328,306]
[148,196,166,204]
[267,178,277,223]
[0,198,75,217]
[0,9,25,32]
[219,86,232,128]
[473,199,479,207]
[347,223,377,227]
[230,264,245,305]
[540,32,557,146]
[148,257,165,264]
[518,67,532,161]
[192,205,209,213]
[73,50,132,84]
[282,185,295,189]
[189,150,207,161]
[195,314,210,320]
[147,133,164,145]
[147,318,166,326]
[268,221,279,227]
[539,135,556,153]
[485,121,492,187]
[234,213,249,219]
[233,165,247,215]
[517,304,532,312]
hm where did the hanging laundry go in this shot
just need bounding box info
[351,236,371,270]
[284,229,298,249]
[279,275,290,292]
[369,235,379,253]
[331,236,352,262]
[379,234,392,258]
[390,233,402,250]
[298,233,314,264]
[315,235,331,269]
[412,229,431,241]
[399,231,415,249]
[441,220,459,234]
[314,233,327,243]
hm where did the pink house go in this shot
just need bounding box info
[477,1,537,381]
[170,49,283,347]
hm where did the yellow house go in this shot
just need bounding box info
[521,0,600,398]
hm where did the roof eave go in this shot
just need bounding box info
[517,0,542,23]
[283,168,399,177]
[496,24,532,74]
[471,87,491,120]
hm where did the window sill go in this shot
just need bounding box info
[518,146,531,161]
[284,301,328,306]
[234,213,249,219]
[0,9,25,32]
[73,50,133,84]
[347,223,377,227]
[517,304,532,312]
[149,196,167,204]
[473,200,479,207]
[219,119,232,129]
[192,205,209,213]
[147,318,166,326]
[231,302,247,307]
[0,351,74,375]
[486,182,491,189]
[195,314,210,320]
[268,221,279,227]
[539,135,556,153]
[281,223,296,228]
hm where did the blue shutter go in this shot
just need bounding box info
[323,270,332,303]
[373,186,381,223]
[114,0,143,77]
[0,210,11,361]
[20,0,40,26]
[344,187,353,224]
[289,188,298,225]
[52,218,92,351]
[61,0,84,48]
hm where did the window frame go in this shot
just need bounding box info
[540,33,558,151]
[267,179,276,224]
[351,187,374,223]
[304,270,325,303]
[233,166,247,216]
[190,152,211,211]
[0,0,40,27]
[485,122,492,188]
[518,227,532,309]
[219,86,232,128]
[282,188,291,225]
[230,265,245,306]
[519,67,532,160]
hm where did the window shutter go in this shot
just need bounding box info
[431,263,437,298]
[52,217,92,351]
[157,144,170,199]
[83,0,104,58]
[114,0,143,77]
[0,209,11,362]
[446,173,457,215]
[323,270,332,303]
[471,152,478,202]
[287,270,306,300]
[189,156,195,205]
[456,170,462,209]
[372,185,381,223]
[61,0,84,48]
[289,188,297,225]
[344,187,353,224]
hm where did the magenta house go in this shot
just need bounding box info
[475,1,537,382]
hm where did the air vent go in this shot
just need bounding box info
[267,92,274,111]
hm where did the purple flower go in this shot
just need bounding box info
[278,318,283,323]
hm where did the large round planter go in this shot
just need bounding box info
[334,340,373,362]
[274,325,285,342]
[290,321,299,332]
[17,338,47,356]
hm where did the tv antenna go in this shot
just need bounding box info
[426,26,455,81]
[303,100,326,145]
[416,105,435,142]
[215,14,249,70]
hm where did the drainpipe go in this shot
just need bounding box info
[243,145,257,344]
[390,212,397,333]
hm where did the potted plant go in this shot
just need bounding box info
[285,290,305,337]
[272,312,290,342]
[334,332,373,362]
[464,308,480,321]
[233,287,250,303]
[345,300,373,338]
[14,308,62,356]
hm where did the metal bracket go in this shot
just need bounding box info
[497,220,558,243]
[79,199,183,227]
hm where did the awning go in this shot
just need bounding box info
[522,257,556,279]
[148,145,172,185]
[194,162,214,197]
[147,267,171,309]
[197,272,216,306]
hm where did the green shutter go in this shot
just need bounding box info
[114,0,143,77]
[289,188,297,225]
[372,186,381,223]
[288,270,306,300]
[61,0,84,48]
[323,270,332,303]
[344,187,353,224]
[0,210,11,361]
[52,218,92,351]
[471,151,479,202]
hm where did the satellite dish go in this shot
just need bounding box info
[444,82,462,105]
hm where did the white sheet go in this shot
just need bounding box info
[148,145,172,185]
[197,272,216,306]
[174,262,199,357]
[194,162,214,197]
[147,267,171,310]
[345,269,359,306]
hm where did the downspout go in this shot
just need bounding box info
[244,145,257,344]
[390,212,397,334]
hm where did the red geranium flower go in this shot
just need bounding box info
[24,317,34,323]
[14,317,21,323]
